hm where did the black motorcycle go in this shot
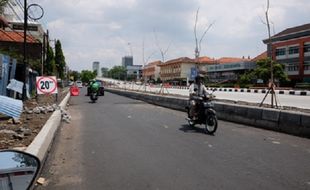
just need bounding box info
[186,90,218,134]
[90,91,98,103]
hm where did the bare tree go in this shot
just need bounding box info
[260,0,279,108]
[194,8,215,59]
[153,29,172,63]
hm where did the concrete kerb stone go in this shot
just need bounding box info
[300,113,310,137]
[262,108,280,122]
[25,92,71,161]
[279,111,302,136]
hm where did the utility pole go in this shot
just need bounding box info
[22,0,28,100]
[42,31,46,75]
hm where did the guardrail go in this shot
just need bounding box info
[106,88,310,138]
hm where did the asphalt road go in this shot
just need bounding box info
[36,89,310,190]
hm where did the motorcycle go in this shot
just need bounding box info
[0,150,40,190]
[186,89,218,134]
[90,91,98,103]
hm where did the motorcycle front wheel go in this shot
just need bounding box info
[205,114,218,134]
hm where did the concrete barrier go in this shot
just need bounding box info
[26,92,71,161]
[106,88,310,138]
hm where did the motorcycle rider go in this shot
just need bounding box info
[89,79,99,95]
[189,74,209,120]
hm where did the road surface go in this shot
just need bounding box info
[36,89,310,190]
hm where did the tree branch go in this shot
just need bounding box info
[199,20,215,53]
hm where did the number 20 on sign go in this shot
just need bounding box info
[36,76,58,95]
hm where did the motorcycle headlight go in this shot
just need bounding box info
[204,102,214,108]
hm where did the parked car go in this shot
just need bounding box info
[76,81,83,88]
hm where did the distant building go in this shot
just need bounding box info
[206,57,255,83]
[92,61,100,77]
[126,65,142,80]
[101,67,109,77]
[159,57,213,85]
[263,23,310,83]
[122,56,133,67]
[142,61,162,82]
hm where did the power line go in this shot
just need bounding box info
[15,0,36,22]
[5,1,40,41]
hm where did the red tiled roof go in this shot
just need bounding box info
[147,60,162,66]
[252,51,267,62]
[0,29,38,43]
[217,57,250,64]
[273,23,310,38]
[165,57,195,64]
[197,56,216,64]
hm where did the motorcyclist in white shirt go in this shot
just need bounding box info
[189,74,209,120]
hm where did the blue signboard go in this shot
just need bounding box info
[0,55,10,96]
[190,67,197,80]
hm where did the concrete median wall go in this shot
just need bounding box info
[106,88,310,138]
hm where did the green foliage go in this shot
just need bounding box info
[55,40,66,79]
[254,58,289,83]
[80,70,96,83]
[45,45,56,76]
[239,58,289,86]
[156,77,162,84]
[70,70,80,81]
[239,71,256,84]
[108,66,127,80]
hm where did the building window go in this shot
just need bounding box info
[286,63,299,71]
[304,61,310,70]
[304,44,310,53]
[275,48,286,56]
[288,46,299,55]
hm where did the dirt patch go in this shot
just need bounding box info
[0,88,69,150]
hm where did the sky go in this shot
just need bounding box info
[21,0,310,71]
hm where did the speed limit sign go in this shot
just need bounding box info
[36,76,58,95]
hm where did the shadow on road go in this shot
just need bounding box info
[179,124,206,134]
[179,124,216,136]
[113,102,147,105]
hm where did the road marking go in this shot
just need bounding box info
[272,141,281,144]
[128,115,132,119]
[163,125,169,129]
[208,144,213,148]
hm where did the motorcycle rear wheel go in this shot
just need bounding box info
[205,115,218,134]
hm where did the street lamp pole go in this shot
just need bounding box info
[22,0,28,100]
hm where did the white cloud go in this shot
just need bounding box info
[30,0,310,71]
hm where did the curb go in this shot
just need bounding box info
[206,88,310,96]
[25,92,71,161]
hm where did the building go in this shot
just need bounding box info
[206,57,255,83]
[101,67,109,77]
[142,61,162,82]
[92,61,100,77]
[122,56,133,67]
[126,65,142,80]
[159,57,213,85]
[263,23,310,83]
[7,21,44,42]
